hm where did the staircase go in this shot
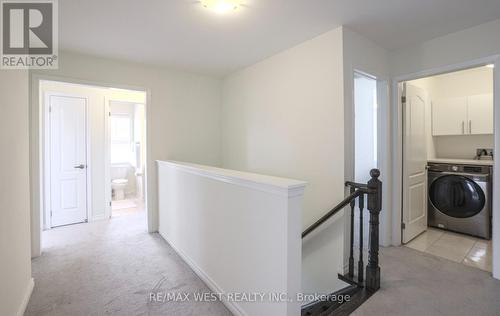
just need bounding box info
[301,169,382,316]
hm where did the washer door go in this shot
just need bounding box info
[429,175,485,218]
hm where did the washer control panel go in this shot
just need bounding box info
[427,163,491,175]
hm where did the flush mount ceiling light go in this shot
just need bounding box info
[486,64,495,68]
[200,0,241,14]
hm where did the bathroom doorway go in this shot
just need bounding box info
[107,98,146,217]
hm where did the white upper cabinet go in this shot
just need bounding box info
[432,97,467,136]
[467,94,493,135]
[432,93,493,136]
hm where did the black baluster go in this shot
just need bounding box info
[358,193,364,283]
[366,169,382,292]
[348,187,355,278]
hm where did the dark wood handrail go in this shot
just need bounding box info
[302,189,364,238]
[301,170,382,315]
[345,181,368,190]
[301,169,382,292]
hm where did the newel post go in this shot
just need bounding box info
[365,169,382,291]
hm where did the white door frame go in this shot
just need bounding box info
[390,55,500,279]
[30,73,152,258]
[43,91,92,228]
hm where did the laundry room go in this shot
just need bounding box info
[401,65,494,272]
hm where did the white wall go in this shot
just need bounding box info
[0,70,33,316]
[431,66,493,98]
[222,27,344,230]
[158,161,305,316]
[30,51,223,254]
[390,19,500,77]
[434,135,493,159]
[221,27,347,294]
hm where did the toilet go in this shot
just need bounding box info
[112,178,128,200]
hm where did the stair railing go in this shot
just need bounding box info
[302,169,382,292]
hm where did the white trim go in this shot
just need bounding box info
[104,96,111,219]
[84,96,92,224]
[157,160,307,198]
[159,233,247,316]
[43,92,51,230]
[377,78,391,246]
[144,89,153,233]
[390,55,500,280]
[16,278,34,316]
[493,56,500,280]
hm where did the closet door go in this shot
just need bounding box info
[432,97,468,136]
[467,94,493,135]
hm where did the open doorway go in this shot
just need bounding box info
[39,80,147,244]
[353,71,379,244]
[354,72,378,184]
[400,65,494,272]
[108,100,146,217]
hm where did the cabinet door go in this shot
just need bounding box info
[432,97,467,136]
[467,94,493,135]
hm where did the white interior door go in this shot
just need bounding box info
[402,84,428,243]
[49,94,88,227]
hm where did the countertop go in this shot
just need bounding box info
[427,158,494,166]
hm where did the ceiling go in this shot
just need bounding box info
[60,0,500,76]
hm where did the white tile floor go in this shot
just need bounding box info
[111,198,144,217]
[112,198,137,210]
[405,227,492,272]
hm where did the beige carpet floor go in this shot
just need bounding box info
[25,210,500,316]
[352,246,500,316]
[25,210,232,316]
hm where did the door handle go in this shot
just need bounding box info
[74,164,86,169]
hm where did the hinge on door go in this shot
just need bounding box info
[401,96,406,103]
[109,112,111,116]
[50,210,53,217]
[401,222,406,229]
[49,106,52,113]
[109,201,112,206]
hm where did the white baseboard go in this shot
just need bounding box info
[17,278,34,316]
[158,232,247,316]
